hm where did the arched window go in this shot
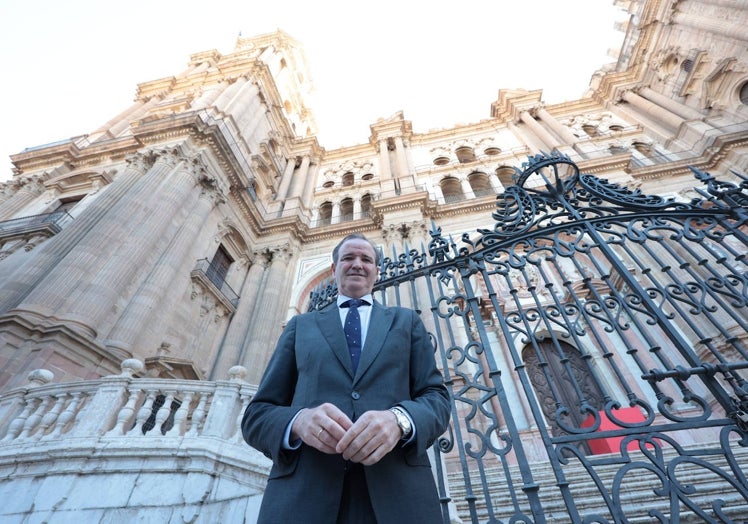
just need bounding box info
[342,172,355,186]
[468,172,493,197]
[440,177,463,203]
[318,201,332,226]
[340,198,354,221]
[455,146,476,163]
[582,124,599,136]
[322,180,334,189]
[632,141,652,155]
[360,194,372,217]
[495,166,516,187]
[483,147,501,156]
[739,81,748,105]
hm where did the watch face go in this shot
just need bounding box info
[394,409,411,436]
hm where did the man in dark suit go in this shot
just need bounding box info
[242,233,451,523]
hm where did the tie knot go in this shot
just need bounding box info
[342,298,367,308]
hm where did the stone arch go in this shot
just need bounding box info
[440,176,463,203]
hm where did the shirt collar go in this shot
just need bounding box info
[337,294,373,307]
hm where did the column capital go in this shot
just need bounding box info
[270,243,294,265]
[124,151,156,174]
[19,176,46,195]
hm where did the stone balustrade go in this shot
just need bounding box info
[0,359,271,523]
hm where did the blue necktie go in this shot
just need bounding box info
[342,299,365,372]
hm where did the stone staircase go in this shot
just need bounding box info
[447,446,748,523]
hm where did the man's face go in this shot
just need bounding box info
[332,238,378,298]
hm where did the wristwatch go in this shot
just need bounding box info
[389,406,413,439]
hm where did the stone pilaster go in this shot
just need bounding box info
[519,111,561,151]
[0,153,153,314]
[0,176,45,221]
[62,148,206,331]
[105,177,224,354]
[276,157,297,201]
[211,254,267,380]
[621,90,684,131]
[241,244,293,384]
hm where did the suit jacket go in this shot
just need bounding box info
[242,301,451,523]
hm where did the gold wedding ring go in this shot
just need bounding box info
[317,427,324,438]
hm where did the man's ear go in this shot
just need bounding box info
[330,262,336,277]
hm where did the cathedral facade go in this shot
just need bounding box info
[0,0,747,522]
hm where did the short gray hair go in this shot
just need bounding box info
[332,233,380,265]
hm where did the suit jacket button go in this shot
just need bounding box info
[351,391,360,400]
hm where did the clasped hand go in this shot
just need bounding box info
[291,403,402,465]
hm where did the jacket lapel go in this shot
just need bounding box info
[316,305,354,377]
[355,302,394,382]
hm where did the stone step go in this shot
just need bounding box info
[445,445,748,522]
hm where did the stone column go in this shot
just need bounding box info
[241,245,293,384]
[377,140,396,195]
[213,77,250,112]
[536,108,579,145]
[211,255,266,380]
[393,136,414,190]
[671,10,747,42]
[87,99,146,141]
[621,90,684,131]
[225,81,260,118]
[276,157,297,201]
[106,97,161,138]
[0,181,17,206]
[296,155,313,202]
[104,178,224,355]
[489,173,503,194]
[15,147,201,336]
[0,177,45,220]
[377,141,392,181]
[227,83,264,137]
[519,111,561,151]
[245,102,270,142]
[191,81,227,110]
[506,121,544,154]
[62,148,205,330]
[638,87,704,121]
[460,177,476,199]
[331,201,341,224]
[0,153,153,313]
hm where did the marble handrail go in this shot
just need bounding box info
[0,359,256,445]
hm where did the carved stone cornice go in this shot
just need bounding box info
[369,111,413,144]
[368,190,433,225]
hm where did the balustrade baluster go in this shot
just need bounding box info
[186,393,207,437]
[36,395,67,440]
[165,392,193,437]
[2,399,38,441]
[106,389,141,436]
[154,392,175,435]
[47,392,83,439]
[232,392,252,443]
[135,390,158,436]
[19,397,52,439]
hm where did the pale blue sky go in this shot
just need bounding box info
[0,1,626,179]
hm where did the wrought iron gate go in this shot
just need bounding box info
[311,152,748,523]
